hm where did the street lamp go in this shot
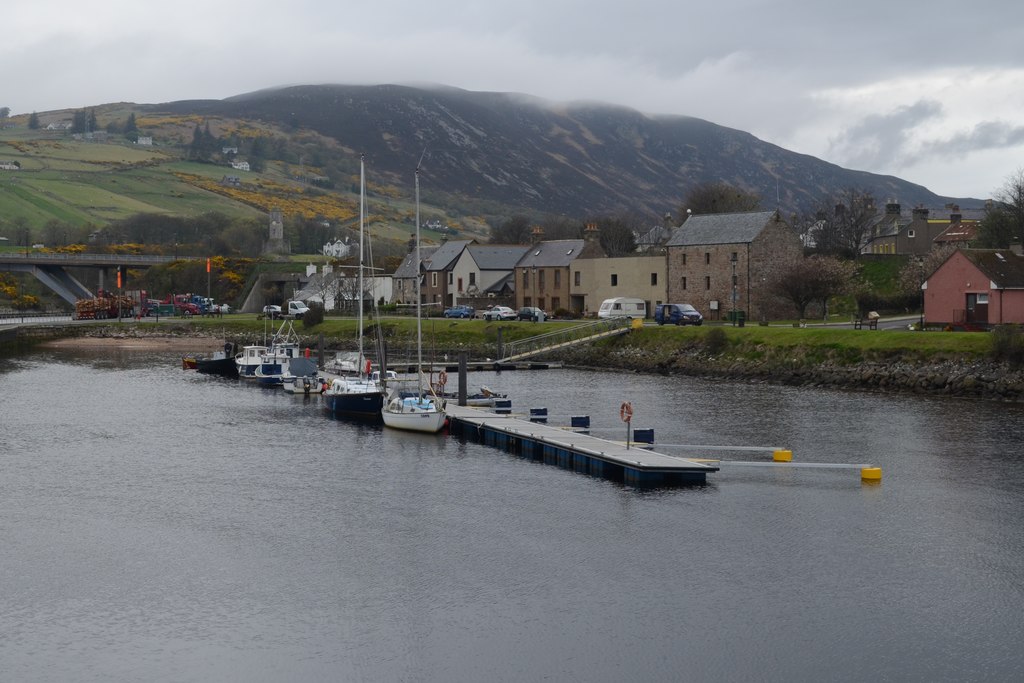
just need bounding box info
[730,252,738,325]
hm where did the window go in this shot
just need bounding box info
[431,272,438,287]
[705,252,710,265]
[554,270,561,288]
[550,297,560,311]
[651,273,658,286]
[705,276,711,290]
[611,274,618,286]
[469,272,476,286]
[522,270,529,288]
[682,253,687,265]
[538,270,546,290]
[908,229,916,238]
[457,277,463,292]
[682,276,687,290]
[448,272,453,285]
[574,271,581,286]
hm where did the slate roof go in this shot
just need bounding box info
[516,239,587,268]
[422,239,473,272]
[959,249,1024,288]
[392,246,439,279]
[466,244,530,270]
[665,210,779,247]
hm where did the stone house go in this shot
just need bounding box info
[572,223,667,316]
[924,248,1024,327]
[665,210,802,321]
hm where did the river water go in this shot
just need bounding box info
[2,344,1023,682]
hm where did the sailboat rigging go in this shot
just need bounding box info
[381,157,447,433]
[323,154,386,419]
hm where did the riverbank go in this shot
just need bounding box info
[13,321,1024,402]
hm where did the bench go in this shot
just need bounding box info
[853,317,878,330]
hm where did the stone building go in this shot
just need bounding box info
[665,210,802,321]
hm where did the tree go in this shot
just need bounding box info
[986,168,1024,248]
[71,109,87,134]
[125,112,138,134]
[490,215,534,243]
[679,182,761,219]
[585,214,639,257]
[896,245,957,300]
[770,255,856,319]
[28,112,39,130]
[808,188,877,257]
[0,107,9,120]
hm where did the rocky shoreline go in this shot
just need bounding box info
[16,324,1024,403]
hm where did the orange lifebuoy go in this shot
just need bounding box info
[438,371,448,386]
[619,401,633,422]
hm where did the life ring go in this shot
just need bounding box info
[619,401,633,422]
[438,370,448,386]
[364,358,372,376]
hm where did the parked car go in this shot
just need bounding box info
[443,305,476,318]
[654,303,703,326]
[517,306,547,322]
[262,304,282,318]
[482,306,516,321]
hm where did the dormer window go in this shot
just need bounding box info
[908,229,915,238]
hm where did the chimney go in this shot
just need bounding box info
[531,225,544,243]
[950,204,962,223]
[663,212,674,230]
[584,222,600,245]
[912,206,929,221]
[885,202,901,216]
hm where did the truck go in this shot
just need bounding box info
[73,294,137,320]
[286,300,310,318]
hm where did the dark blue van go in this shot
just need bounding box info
[654,303,703,326]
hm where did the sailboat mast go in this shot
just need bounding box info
[358,154,365,372]
[415,166,423,392]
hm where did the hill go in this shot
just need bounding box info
[1,84,980,247]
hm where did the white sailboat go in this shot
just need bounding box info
[381,160,447,433]
[323,154,386,419]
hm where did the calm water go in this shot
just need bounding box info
[2,345,1023,682]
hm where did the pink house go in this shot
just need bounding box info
[925,249,1024,327]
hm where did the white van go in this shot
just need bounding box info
[597,297,647,319]
[287,300,311,318]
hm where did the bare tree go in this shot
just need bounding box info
[810,189,877,257]
[986,168,1024,248]
[770,255,857,319]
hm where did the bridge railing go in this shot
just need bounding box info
[0,253,182,264]
[501,317,632,360]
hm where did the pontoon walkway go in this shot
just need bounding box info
[445,404,719,486]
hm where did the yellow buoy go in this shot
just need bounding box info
[773,449,792,462]
[861,467,882,482]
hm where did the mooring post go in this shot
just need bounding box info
[458,351,468,406]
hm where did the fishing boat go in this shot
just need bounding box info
[381,160,446,433]
[194,342,239,378]
[253,319,303,386]
[323,154,386,418]
[235,343,269,379]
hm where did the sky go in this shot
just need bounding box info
[5,0,1024,200]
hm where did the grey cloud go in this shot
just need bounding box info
[828,100,943,170]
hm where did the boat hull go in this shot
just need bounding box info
[381,395,447,433]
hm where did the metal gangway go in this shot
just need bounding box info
[498,317,634,362]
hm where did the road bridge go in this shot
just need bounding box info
[0,252,192,304]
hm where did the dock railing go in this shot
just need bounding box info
[499,317,633,362]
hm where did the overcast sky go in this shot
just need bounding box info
[5,1,1023,199]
